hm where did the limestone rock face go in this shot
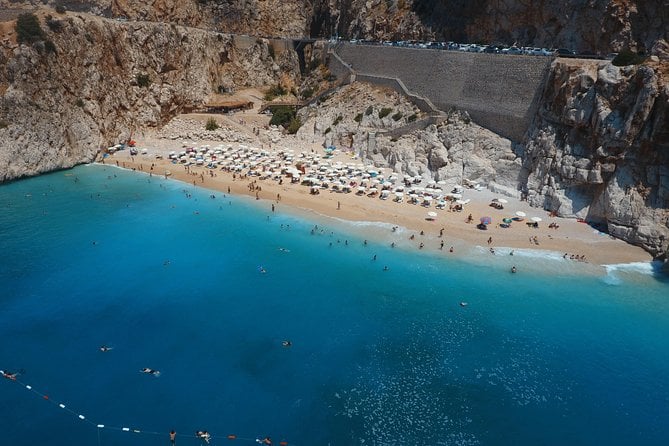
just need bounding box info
[522,60,669,258]
[3,0,666,54]
[297,83,521,195]
[0,13,299,181]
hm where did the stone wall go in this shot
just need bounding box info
[333,44,551,141]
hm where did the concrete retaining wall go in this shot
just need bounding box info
[333,44,551,141]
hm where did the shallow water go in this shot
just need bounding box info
[1,165,668,446]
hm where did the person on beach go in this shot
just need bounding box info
[449,246,454,252]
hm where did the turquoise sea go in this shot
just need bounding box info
[1,164,668,446]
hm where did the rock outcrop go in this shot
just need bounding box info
[2,1,667,54]
[522,59,669,258]
[0,12,299,181]
[297,82,522,196]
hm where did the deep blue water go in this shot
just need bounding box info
[1,164,668,446]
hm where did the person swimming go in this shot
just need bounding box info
[140,368,160,376]
[460,302,468,307]
[282,340,292,347]
[511,266,517,273]
[196,431,211,444]
[99,345,112,352]
[1,370,18,380]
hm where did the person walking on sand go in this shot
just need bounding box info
[337,201,341,210]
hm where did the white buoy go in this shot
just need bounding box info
[59,404,66,409]
[97,424,105,428]
[26,385,32,390]
[122,427,130,432]
[78,415,85,420]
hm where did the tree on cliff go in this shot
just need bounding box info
[15,13,47,44]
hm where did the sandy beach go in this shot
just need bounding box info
[105,94,652,268]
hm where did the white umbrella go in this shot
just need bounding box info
[531,217,542,222]
[427,211,438,218]
[394,191,404,197]
[498,198,508,204]
[515,211,527,217]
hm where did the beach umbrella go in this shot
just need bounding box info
[394,191,404,197]
[515,211,526,217]
[427,211,438,220]
[480,216,492,225]
[497,198,508,204]
[503,218,513,224]
[531,217,543,222]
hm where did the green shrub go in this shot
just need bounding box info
[364,105,373,116]
[301,87,315,99]
[269,106,295,127]
[378,107,392,119]
[612,50,646,66]
[136,73,151,88]
[205,117,219,131]
[75,98,84,107]
[407,113,417,122]
[324,127,331,134]
[264,84,286,101]
[354,113,363,123]
[286,117,301,134]
[332,115,343,126]
[16,13,46,44]
[43,40,57,54]
[392,111,403,121]
[46,17,63,32]
[55,5,67,14]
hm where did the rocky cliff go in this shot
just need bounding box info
[2,1,667,54]
[297,62,669,259]
[0,11,299,180]
[522,59,669,258]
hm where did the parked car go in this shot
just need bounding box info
[554,48,576,56]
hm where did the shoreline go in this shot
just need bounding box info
[98,93,653,270]
[102,153,653,270]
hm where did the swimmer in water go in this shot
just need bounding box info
[1,370,18,380]
[460,302,468,307]
[140,368,160,376]
[259,266,267,273]
[511,266,517,273]
[282,340,292,347]
[99,345,112,352]
[196,431,211,444]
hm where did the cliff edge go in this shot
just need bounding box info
[0,11,299,181]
